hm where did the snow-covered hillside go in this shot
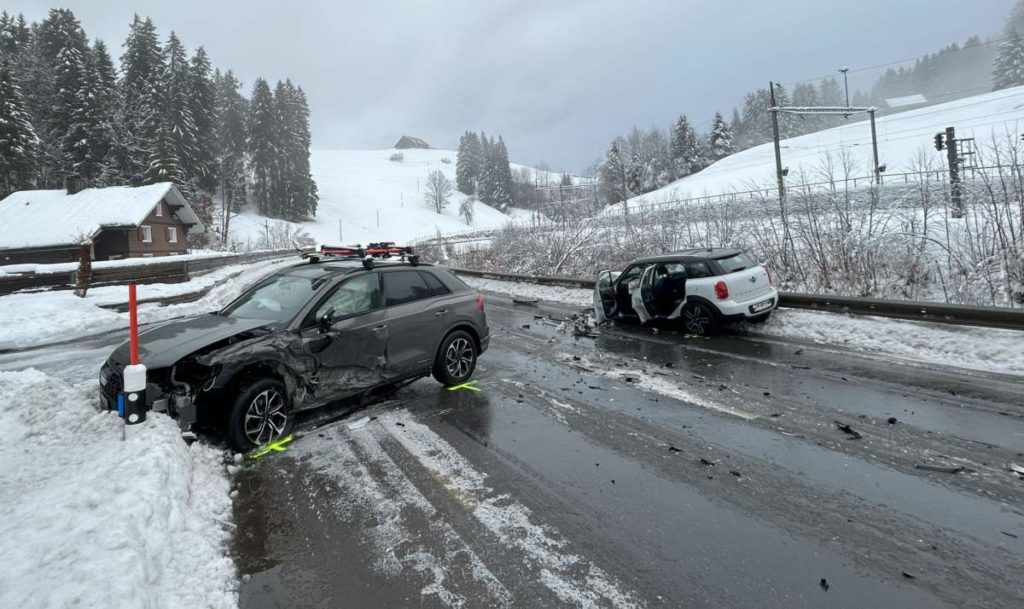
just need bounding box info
[609,85,1024,213]
[229,148,569,248]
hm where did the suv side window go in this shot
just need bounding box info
[383,271,432,306]
[685,262,713,279]
[314,273,381,320]
[419,271,450,297]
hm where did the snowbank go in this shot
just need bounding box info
[0,257,291,350]
[749,309,1024,376]
[0,249,237,276]
[462,276,593,308]
[467,276,1024,375]
[0,369,236,609]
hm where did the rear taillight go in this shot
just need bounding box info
[714,280,729,300]
[475,295,485,311]
[765,267,772,285]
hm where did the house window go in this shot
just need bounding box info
[167,226,178,243]
[139,225,153,243]
[154,202,162,216]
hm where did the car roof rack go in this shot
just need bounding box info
[305,242,419,266]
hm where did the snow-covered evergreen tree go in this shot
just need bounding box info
[737,88,773,149]
[213,69,248,238]
[0,62,38,195]
[36,9,89,179]
[598,140,628,205]
[707,112,735,162]
[148,32,197,187]
[491,136,515,212]
[247,77,277,216]
[455,132,476,194]
[188,47,217,193]
[993,29,1024,90]
[670,115,702,177]
[476,132,495,205]
[118,15,163,183]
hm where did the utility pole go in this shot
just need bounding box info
[869,109,881,185]
[945,126,962,218]
[769,81,786,206]
[769,81,790,269]
[338,219,342,242]
[839,67,850,107]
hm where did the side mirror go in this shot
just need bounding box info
[317,308,336,333]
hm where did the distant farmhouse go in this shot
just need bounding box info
[0,180,204,265]
[393,135,431,149]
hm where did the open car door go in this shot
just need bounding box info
[593,270,617,323]
[630,266,658,324]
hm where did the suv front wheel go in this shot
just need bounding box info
[433,330,477,386]
[228,378,295,452]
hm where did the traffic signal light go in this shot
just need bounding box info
[934,133,945,151]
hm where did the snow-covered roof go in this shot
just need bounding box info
[0,183,203,250]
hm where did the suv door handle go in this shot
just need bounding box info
[371,324,388,333]
[434,309,449,316]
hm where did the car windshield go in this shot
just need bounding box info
[221,273,324,323]
[717,253,755,274]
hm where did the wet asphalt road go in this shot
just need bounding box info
[2,293,1022,608]
[230,293,1024,609]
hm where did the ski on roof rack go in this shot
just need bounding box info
[304,242,418,264]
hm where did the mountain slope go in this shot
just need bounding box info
[229,148,568,248]
[608,85,1024,213]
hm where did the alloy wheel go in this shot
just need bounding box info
[243,389,288,446]
[445,337,474,379]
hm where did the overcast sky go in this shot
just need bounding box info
[7,0,1016,171]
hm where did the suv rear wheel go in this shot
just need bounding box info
[228,378,294,452]
[433,330,477,386]
[682,302,716,336]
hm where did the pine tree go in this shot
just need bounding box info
[477,132,495,205]
[459,196,475,225]
[670,115,702,177]
[247,77,277,216]
[0,62,38,195]
[598,140,628,205]
[490,136,514,212]
[707,112,735,162]
[148,32,197,187]
[213,69,248,238]
[737,88,773,149]
[993,29,1024,90]
[36,8,89,179]
[455,132,476,194]
[118,15,163,183]
[188,47,217,193]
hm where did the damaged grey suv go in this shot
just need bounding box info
[99,255,489,451]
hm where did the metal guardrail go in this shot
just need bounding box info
[452,268,1024,331]
[0,248,301,295]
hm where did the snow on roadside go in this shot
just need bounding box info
[461,276,593,308]
[0,369,236,609]
[748,309,1024,376]
[0,257,291,350]
[466,276,1024,376]
[0,249,237,276]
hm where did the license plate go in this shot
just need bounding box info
[751,299,773,313]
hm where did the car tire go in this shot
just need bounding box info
[228,378,294,453]
[432,330,477,386]
[748,312,772,324]
[682,302,717,336]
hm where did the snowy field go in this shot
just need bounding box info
[463,276,1024,376]
[608,85,1024,213]
[0,257,292,351]
[228,148,571,248]
[0,369,236,609]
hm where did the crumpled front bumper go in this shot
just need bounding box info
[98,362,197,431]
